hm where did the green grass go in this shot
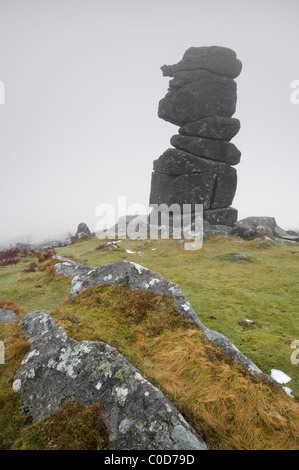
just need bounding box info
[0,235,299,449]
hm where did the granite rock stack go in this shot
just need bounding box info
[149,46,242,226]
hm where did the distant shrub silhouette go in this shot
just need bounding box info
[36,249,55,263]
[0,247,35,267]
[22,262,37,273]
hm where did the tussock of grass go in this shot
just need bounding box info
[0,319,30,448]
[12,401,109,450]
[52,286,299,450]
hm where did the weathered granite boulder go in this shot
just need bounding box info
[161,46,242,79]
[204,207,238,226]
[233,217,299,241]
[151,154,237,210]
[149,46,242,227]
[75,223,91,239]
[159,82,236,127]
[13,311,207,450]
[179,116,240,141]
[0,308,18,323]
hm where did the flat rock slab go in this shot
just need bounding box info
[0,308,18,323]
[14,311,207,451]
[179,116,240,141]
[171,134,241,166]
[54,262,94,278]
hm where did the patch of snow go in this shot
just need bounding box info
[271,369,292,384]
[283,387,294,398]
[245,319,253,323]
[95,382,102,390]
[126,250,136,254]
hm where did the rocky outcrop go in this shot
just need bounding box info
[150,46,242,227]
[54,259,276,379]
[75,223,91,239]
[233,217,299,241]
[13,310,207,450]
[0,308,17,323]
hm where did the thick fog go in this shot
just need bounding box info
[0,0,298,247]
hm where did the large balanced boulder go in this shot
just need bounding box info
[150,46,242,227]
[13,311,207,450]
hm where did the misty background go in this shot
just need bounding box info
[0,0,298,247]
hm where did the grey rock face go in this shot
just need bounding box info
[159,81,236,127]
[75,223,91,238]
[161,46,242,79]
[233,217,299,241]
[150,171,217,210]
[179,116,240,141]
[13,311,207,450]
[171,135,241,166]
[54,262,93,278]
[204,207,238,227]
[0,308,18,323]
[149,46,242,225]
[151,152,237,211]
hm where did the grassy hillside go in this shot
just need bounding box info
[0,234,299,449]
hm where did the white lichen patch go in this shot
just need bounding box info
[27,368,35,379]
[47,358,57,368]
[99,362,113,378]
[115,386,129,405]
[56,347,82,379]
[165,403,172,413]
[95,381,102,390]
[181,302,190,312]
[119,419,131,434]
[169,286,178,295]
[149,278,160,286]
[149,421,157,432]
[144,391,149,397]
[130,262,146,275]
[71,276,82,295]
[12,379,22,392]
[21,349,40,365]
[103,274,113,281]
[134,372,146,383]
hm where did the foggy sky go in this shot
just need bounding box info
[0,0,299,247]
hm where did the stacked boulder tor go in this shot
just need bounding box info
[150,46,242,227]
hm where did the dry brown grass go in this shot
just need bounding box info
[138,329,299,450]
[53,286,299,450]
